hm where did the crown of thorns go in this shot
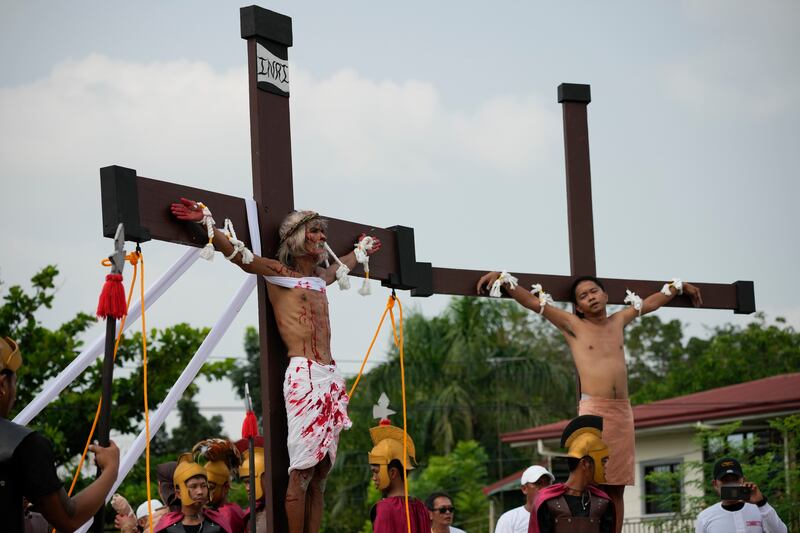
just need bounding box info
[279,212,320,243]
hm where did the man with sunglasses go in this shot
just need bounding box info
[494,466,555,533]
[426,492,465,533]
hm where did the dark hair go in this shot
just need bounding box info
[570,275,605,305]
[425,492,452,510]
[387,459,406,475]
[567,456,593,472]
[0,369,13,377]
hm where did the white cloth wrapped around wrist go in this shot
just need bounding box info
[196,203,216,261]
[489,271,519,298]
[530,283,554,315]
[624,289,643,317]
[660,278,683,296]
[223,218,254,264]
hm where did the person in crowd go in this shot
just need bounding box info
[368,415,429,532]
[695,457,787,533]
[236,436,267,533]
[529,415,615,533]
[1,336,120,533]
[426,492,466,533]
[494,465,555,533]
[154,453,232,533]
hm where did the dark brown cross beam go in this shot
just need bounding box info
[98,6,755,531]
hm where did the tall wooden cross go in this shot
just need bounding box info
[98,6,755,531]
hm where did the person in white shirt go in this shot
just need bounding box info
[696,457,787,533]
[493,465,555,533]
[426,492,467,533]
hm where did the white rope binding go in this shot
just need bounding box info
[624,289,643,317]
[197,203,216,261]
[660,278,683,296]
[222,219,254,264]
[354,236,374,296]
[323,242,351,290]
[530,283,554,315]
[489,271,518,298]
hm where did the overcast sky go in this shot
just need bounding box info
[2,1,798,442]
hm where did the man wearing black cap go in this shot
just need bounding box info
[695,457,786,532]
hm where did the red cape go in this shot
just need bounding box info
[217,502,246,533]
[372,496,431,533]
[154,508,233,533]
[528,483,615,533]
[242,498,265,526]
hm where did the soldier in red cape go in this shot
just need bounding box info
[529,415,615,533]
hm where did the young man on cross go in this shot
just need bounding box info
[171,199,381,533]
[477,272,702,531]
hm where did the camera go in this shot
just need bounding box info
[720,484,751,501]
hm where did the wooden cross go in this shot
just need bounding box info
[98,6,755,531]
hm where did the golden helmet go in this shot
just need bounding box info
[0,337,22,373]
[173,453,208,506]
[561,415,609,485]
[368,422,416,491]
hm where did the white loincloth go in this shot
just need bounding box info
[264,276,326,292]
[284,357,352,472]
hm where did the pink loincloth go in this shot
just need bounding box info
[578,397,635,486]
[284,356,351,472]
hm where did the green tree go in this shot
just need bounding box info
[627,313,800,404]
[1,266,236,505]
[412,440,491,532]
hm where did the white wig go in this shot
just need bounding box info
[277,210,329,268]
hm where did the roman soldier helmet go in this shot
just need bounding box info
[173,452,208,506]
[236,436,266,500]
[561,415,609,485]
[192,438,241,505]
[368,421,417,491]
[0,337,22,373]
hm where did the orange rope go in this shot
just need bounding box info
[59,253,139,532]
[139,251,155,533]
[348,294,396,399]
[388,295,411,533]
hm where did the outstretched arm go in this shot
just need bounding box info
[170,198,295,277]
[318,234,382,285]
[616,280,703,326]
[476,271,581,336]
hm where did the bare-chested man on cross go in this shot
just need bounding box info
[171,198,381,533]
[477,272,702,532]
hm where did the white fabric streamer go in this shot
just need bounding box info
[530,283,554,315]
[489,271,518,298]
[223,218,254,264]
[13,246,201,426]
[660,278,683,296]
[624,289,643,316]
[75,275,257,533]
[354,236,374,296]
[323,242,351,290]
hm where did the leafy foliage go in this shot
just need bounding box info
[1,266,236,508]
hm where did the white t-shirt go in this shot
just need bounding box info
[449,527,467,533]
[494,505,530,533]
[696,501,787,533]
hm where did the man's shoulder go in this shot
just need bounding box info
[697,502,723,521]
[498,505,528,519]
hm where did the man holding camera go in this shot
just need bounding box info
[695,457,787,533]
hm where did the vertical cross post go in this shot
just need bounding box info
[559,83,595,400]
[241,6,294,531]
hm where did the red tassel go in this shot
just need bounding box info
[241,410,259,440]
[97,273,127,319]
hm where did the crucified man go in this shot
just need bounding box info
[476,272,702,533]
[171,198,381,533]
